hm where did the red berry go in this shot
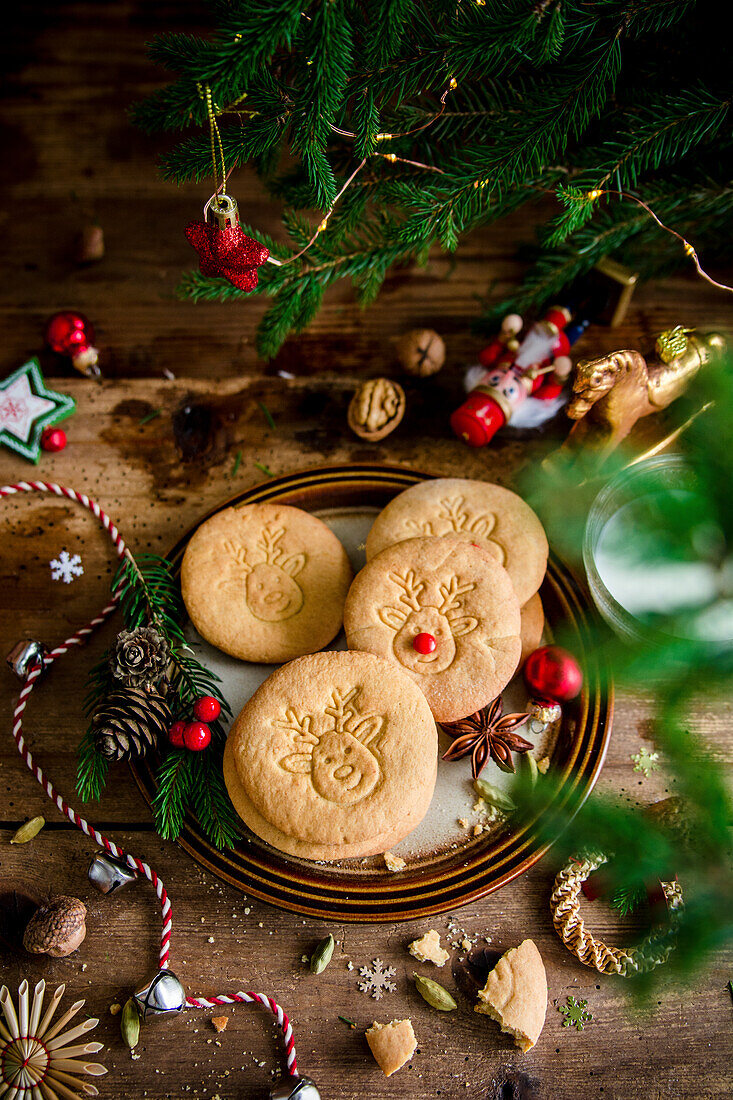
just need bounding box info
[41,427,67,453]
[413,632,437,655]
[167,720,187,747]
[193,695,221,722]
[183,721,211,751]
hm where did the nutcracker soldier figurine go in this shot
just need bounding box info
[451,307,585,447]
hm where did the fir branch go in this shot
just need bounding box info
[76,726,110,802]
[610,881,648,916]
[154,749,195,841]
[137,0,733,352]
[188,751,241,849]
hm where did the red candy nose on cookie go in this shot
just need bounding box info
[413,632,437,654]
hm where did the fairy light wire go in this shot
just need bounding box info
[197,79,730,294]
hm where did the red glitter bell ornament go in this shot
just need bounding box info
[45,311,100,377]
[524,645,583,704]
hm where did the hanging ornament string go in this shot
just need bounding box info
[1,480,300,1080]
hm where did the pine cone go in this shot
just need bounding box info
[110,626,170,689]
[92,686,172,762]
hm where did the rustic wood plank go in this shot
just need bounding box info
[2,829,732,1100]
[2,5,732,1097]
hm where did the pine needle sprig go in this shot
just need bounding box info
[76,726,110,802]
[77,551,239,849]
[136,0,733,353]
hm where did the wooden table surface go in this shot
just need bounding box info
[1,5,731,1099]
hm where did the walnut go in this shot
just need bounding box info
[348,378,406,441]
[396,328,445,377]
[23,896,87,957]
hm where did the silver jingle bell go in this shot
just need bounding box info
[270,1076,321,1100]
[88,852,138,894]
[133,969,186,1020]
[6,639,49,681]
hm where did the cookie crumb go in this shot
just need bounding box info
[408,929,450,967]
[212,1016,228,1033]
[384,851,406,872]
[109,1003,121,1016]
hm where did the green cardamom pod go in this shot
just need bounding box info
[473,778,516,813]
[121,997,141,1050]
[10,816,45,844]
[522,753,539,787]
[310,933,335,974]
[414,973,457,1011]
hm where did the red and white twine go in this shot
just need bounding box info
[1,480,299,1078]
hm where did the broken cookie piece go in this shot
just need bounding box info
[211,1016,228,1033]
[474,938,547,1052]
[383,851,407,872]
[365,1019,417,1076]
[408,929,450,967]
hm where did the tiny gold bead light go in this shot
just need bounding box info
[449,77,458,90]
[318,219,328,232]
[386,153,397,162]
[587,189,603,200]
[684,242,695,256]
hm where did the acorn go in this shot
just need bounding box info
[23,896,87,957]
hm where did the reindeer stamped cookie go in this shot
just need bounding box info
[224,651,438,860]
[365,478,548,604]
[344,536,522,723]
[181,503,353,663]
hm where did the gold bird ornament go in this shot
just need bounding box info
[555,328,726,469]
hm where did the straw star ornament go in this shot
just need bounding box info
[0,980,107,1099]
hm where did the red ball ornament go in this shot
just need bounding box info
[413,632,437,654]
[40,426,67,452]
[183,721,211,751]
[45,311,100,376]
[167,720,187,747]
[193,695,221,722]
[524,645,582,703]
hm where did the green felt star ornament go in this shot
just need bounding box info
[0,358,75,462]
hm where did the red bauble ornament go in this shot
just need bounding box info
[413,632,437,654]
[45,311,100,376]
[167,720,187,747]
[185,221,269,293]
[524,645,582,703]
[40,426,67,452]
[183,721,211,751]
[193,695,221,722]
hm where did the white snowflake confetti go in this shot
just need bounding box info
[357,958,397,1000]
[49,549,84,584]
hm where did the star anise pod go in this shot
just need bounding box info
[441,696,532,779]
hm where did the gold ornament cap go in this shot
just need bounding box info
[207,194,239,230]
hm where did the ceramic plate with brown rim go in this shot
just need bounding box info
[129,464,613,922]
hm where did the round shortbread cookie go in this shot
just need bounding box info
[181,503,352,663]
[344,536,522,723]
[223,737,433,860]
[226,651,437,857]
[520,592,545,667]
[365,478,548,604]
